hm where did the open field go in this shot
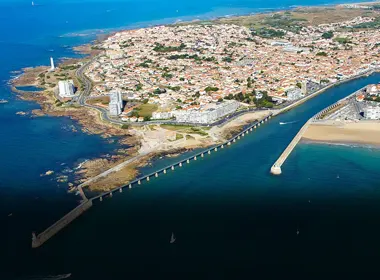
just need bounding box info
[135,103,158,118]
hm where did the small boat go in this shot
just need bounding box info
[170,232,176,244]
[337,174,340,179]
[296,228,300,235]
[0,99,8,104]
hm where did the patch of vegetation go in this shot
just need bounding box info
[222,56,233,63]
[121,124,130,129]
[204,86,219,92]
[316,51,328,56]
[60,64,80,71]
[175,133,184,140]
[252,27,286,38]
[262,13,306,33]
[153,43,186,52]
[334,37,351,44]
[133,103,158,118]
[321,31,334,39]
[352,17,380,29]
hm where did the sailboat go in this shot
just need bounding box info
[170,232,176,244]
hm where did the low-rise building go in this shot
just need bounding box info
[286,87,304,101]
[364,106,380,119]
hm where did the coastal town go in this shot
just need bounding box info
[73,9,380,125]
[11,3,380,192]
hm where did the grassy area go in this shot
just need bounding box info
[87,96,110,105]
[176,133,184,140]
[135,103,158,117]
[185,7,375,29]
[161,124,209,136]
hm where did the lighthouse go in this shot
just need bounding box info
[50,57,55,71]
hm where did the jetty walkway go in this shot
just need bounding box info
[270,87,364,175]
[32,113,273,248]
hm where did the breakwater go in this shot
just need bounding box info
[270,86,365,175]
[32,200,93,248]
[31,113,272,248]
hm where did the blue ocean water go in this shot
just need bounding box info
[1,0,380,278]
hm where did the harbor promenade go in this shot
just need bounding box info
[31,113,273,248]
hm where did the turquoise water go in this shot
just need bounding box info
[1,0,380,278]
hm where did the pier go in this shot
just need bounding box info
[32,200,93,248]
[270,87,363,175]
[270,120,311,175]
[31,113,273,248]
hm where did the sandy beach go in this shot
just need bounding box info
[303,120,380,145]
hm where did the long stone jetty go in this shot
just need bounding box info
[32,200,93,248]
[31,113,273,248]
[270,120,311,175]
[270,86,364,175]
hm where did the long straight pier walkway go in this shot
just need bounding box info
[31,113,273,248]
[270,86,364,175]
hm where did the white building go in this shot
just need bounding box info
[152,112,173,120]
[286,87,304,101]
[173,100,240,124]
[108,91,123,116]
[110,91,123,109]
[58,80,75,98]
[364,106,380,120]
[109,102,121,116]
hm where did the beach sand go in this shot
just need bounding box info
[303,120,380,145]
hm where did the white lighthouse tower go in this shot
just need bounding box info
[50,57,55,71]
